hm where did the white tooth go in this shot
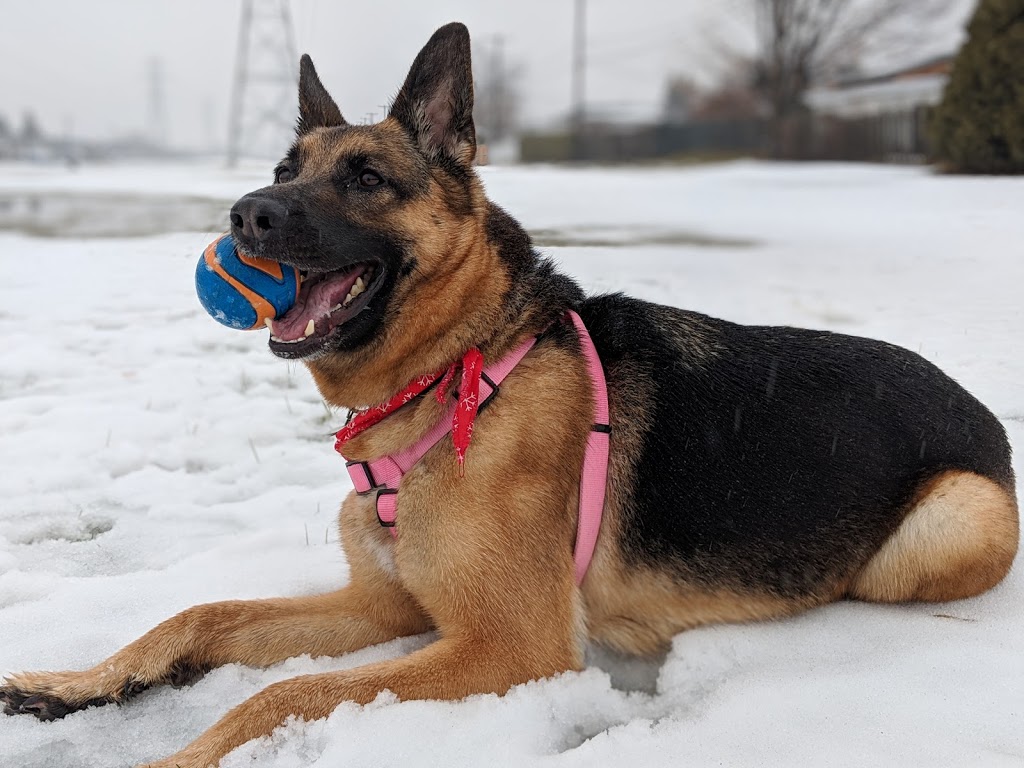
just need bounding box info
[344,285,360,306]
[271,335,283,342]
[264,318,273,330]
[355,276,365,291]
[332,303,343,312]
[295,336,306,342]
[304,319,315,336]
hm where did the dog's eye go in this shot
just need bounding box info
[358,170,383,188]
[274,167,294,184]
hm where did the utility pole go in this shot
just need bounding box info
[202,96,217,154]
[226,0,299,167]
[570,0,587,161]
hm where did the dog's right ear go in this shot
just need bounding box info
[297,54,346,135]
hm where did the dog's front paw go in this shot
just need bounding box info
[0,670,126,721]
[0,687,84,721]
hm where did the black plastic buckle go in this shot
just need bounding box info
[375,488,398,527]
[478,372,500,412]
[452,372,501,413]
[345,460,377,495]
[592,423,611,434]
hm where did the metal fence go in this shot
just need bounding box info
[521,108,935,164]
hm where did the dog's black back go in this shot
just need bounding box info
[582,294,1015,597]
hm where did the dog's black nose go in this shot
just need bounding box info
[229,195,288,243]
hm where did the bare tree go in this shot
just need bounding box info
[20,112,43,144]
[744,0,953,152]
[473,37,522,146]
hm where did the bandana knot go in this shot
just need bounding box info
[334,348,486,472]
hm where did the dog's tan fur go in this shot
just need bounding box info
[2,24,1018,768]
[849,471,1019,602]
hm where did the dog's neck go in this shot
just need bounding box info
[336,373,451,461]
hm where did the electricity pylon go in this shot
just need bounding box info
[226,0,299,167]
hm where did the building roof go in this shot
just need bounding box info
[833,54,955,89]
[807,54,955,118]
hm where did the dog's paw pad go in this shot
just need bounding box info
[6,692,77,721]
[0,687,28,715]
[0,682,106,721]
[19,694,68,721]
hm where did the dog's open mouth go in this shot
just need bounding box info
[267,261,385,358]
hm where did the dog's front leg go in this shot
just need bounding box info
[143,632,576,768]
[142,420,589,767]
[1,583,429,721]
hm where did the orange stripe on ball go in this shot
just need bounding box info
[203,241,278,329]
[237,252,285,281]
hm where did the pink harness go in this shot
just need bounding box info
[340,311,609,584]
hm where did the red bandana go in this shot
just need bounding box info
[334,348,485,471]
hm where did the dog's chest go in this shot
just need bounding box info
[340,492,400,577]
[366,529,398,575]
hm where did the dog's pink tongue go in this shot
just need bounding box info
[270,269,362,341]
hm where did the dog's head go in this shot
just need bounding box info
[229,23,507,406]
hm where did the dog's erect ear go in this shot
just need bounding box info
[297,54,346,135]
[389,23,476,165]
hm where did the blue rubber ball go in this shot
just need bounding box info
[195,234,301,330]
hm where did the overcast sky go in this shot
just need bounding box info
[0,0,975,151]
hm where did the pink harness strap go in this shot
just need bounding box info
[345,337,537,518]
[568,311,610,584]
[343,310,609,584]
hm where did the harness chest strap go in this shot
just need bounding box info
[339,310,610,585]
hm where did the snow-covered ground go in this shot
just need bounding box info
[1,161,1022,767]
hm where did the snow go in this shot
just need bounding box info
[1,160,1022,767]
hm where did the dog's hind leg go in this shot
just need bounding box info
[0,583,429,721]
[849,471,1019,603]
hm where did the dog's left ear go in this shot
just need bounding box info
[389,23,476,165]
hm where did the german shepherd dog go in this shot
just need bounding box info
[3,23,1018,768]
